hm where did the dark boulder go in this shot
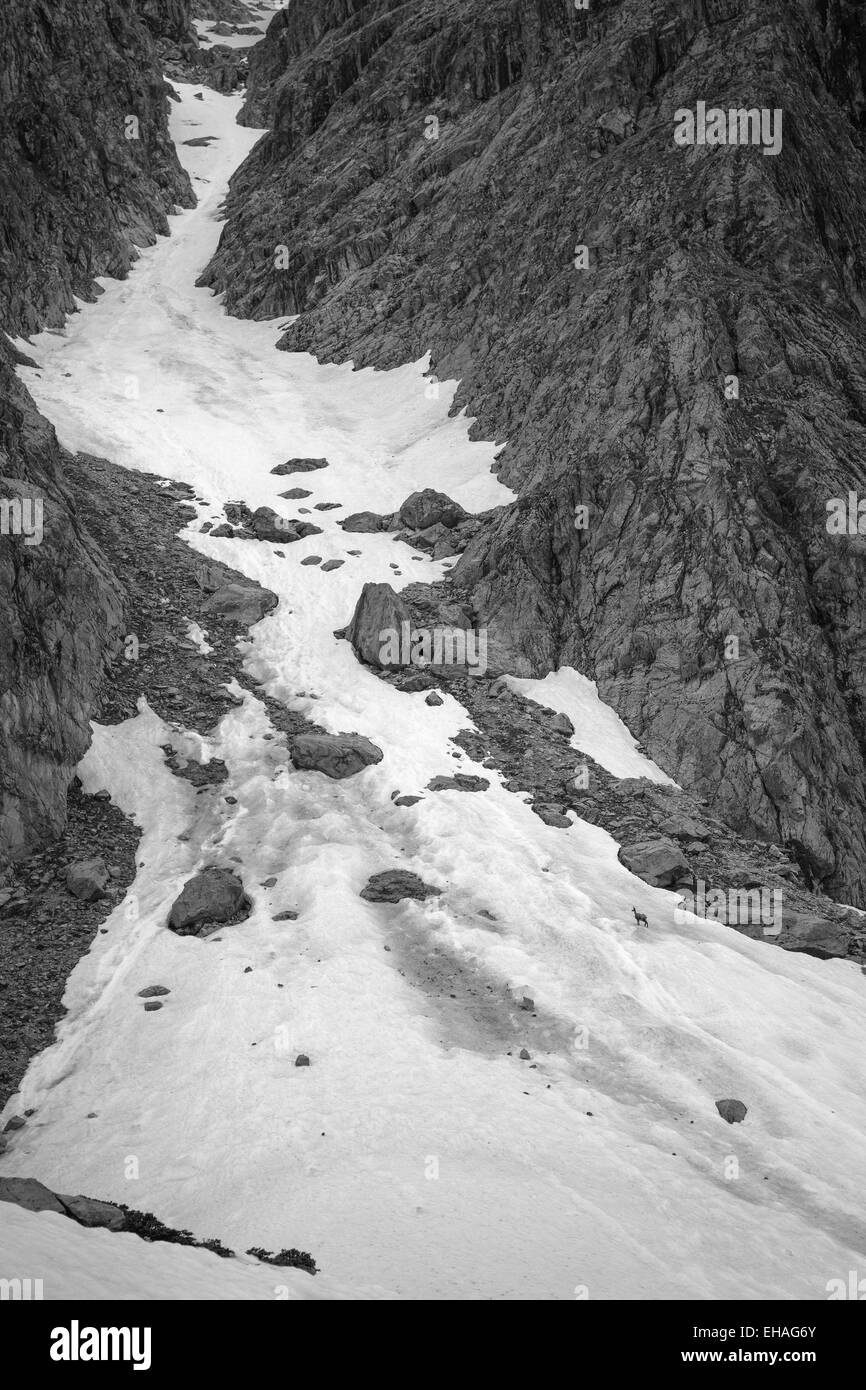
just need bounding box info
[168,867,252,936]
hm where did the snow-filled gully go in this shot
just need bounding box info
[4,84,866,1301]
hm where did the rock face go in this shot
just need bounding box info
[290,733,384,779]
[0,0,194,334]
[0,0,196,870]
[201,0,866,908]
[167,867,252,935]
[0,345,126,866]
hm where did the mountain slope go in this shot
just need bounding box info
[0,0,194,867]
[200,0,866,908]
[2,83,866,1301]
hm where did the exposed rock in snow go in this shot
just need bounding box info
[167,866,252,935]
[342,584,413,669]
[715,1099,748,1125]
[270,457,329,476]
[360,870,442,903]
[426,774,489,793]
[290,733,384,780]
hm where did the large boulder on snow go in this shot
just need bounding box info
[340,490,469,536]
[270,457,329,475]
[249,507,322,543]
[618,838,692,888]
[360,869,441,902]
[341,583,413,668]
[396,489,468,530]
[202,582,277,625]
[340,510,387,533]
[290,733,384,779]
[715,1099,747,1124]
[168,867,252,936]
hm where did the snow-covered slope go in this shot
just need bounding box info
[3,84,866,1301]
[0,1202,387,1300]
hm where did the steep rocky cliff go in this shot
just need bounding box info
[0,339,124,865]
[0,0,193,866]
[200,0,866,907]
[0,0,194,334]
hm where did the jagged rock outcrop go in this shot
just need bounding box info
[201,0,866,907]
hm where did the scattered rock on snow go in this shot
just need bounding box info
[340,510,387,533]
[137,985,170,998]
[270,458,329,475]
[426,774,489,793]
[360,870,441,903]
[249,506,301,542]
[396,489,469,531]
[295,1054,310,1067]
[715,1098,747,1124]
[290,732,383,779]
[167,867,252,936]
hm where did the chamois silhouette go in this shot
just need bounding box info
[632,906,648,928]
